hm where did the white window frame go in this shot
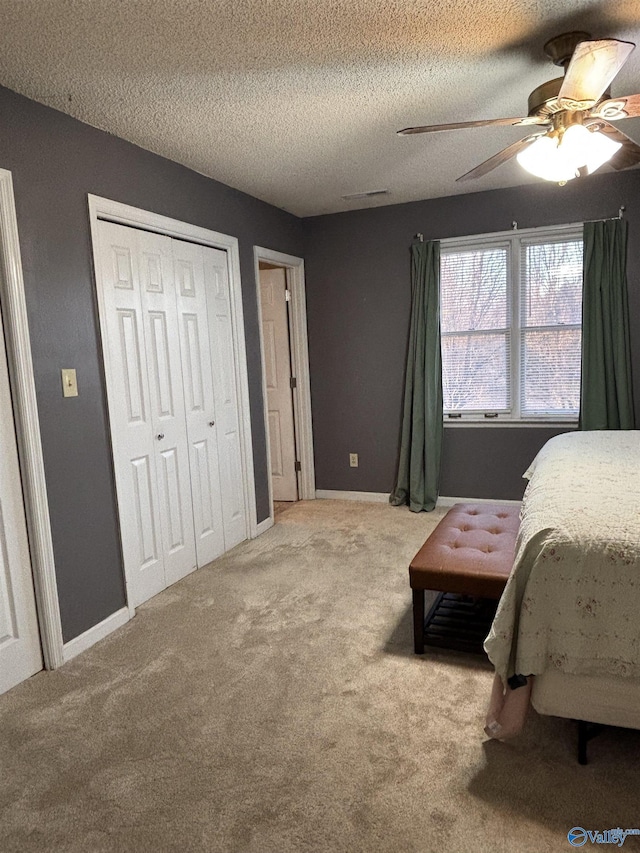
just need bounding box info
[440,222,584,426]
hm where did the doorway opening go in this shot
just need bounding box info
[254,248,315,529]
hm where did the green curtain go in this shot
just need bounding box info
[580,219,636,430]
[390,240,443,512]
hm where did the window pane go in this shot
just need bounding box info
[441,248,508,332]
[522,240,582,327]
[442,332,510,411]
[521,328,581,415]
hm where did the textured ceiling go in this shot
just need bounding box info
[1,0,640,217]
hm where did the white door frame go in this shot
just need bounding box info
[254,247,315,530]
[0,169,64,669]
[88,195,258,613]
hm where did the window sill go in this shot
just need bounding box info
[443,420,578,429]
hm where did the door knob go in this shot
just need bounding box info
[209,421,215,427]
[156,433,165,441]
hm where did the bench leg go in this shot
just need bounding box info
[412,588,425,654]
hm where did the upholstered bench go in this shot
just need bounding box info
[409,503,520,654]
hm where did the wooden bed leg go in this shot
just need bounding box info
[578,720,588,765]
[413,588,425,654]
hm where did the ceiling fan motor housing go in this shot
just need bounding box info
[528,77,565,117]
[530,32,613,118]
[543,31,592,67]
[527,78,612,119]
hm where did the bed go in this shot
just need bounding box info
[483,430,640,752]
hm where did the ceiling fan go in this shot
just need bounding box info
[398,32,640,184]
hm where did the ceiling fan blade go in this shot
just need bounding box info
[588,120,640,171]
[456,135,542,182]
[558,39,635,108]
[591,93,640,121]
[397,116,543,135]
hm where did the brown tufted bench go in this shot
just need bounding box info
[409,503,520,654]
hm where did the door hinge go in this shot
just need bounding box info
[285,289,291,302]
[290,376,297,389]
[295,460,302,472]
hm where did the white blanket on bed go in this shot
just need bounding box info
[484,430,640,683]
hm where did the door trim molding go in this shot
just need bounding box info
[88,195,258,604]
[255,516,274,536]
[254,247,315,529]
[0,169,64,669]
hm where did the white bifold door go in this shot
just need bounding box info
[96,221,246,608]
[0,297,42,694]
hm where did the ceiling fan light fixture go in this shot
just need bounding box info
[516,135,578,182]
[560,123,620,173]
[516,123,622,182]
[559,122,592,160]
[582,129,622,173]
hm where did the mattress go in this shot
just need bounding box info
[484,430,640,683]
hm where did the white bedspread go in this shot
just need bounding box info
[484,431,640,683]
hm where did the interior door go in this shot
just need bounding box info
[97,221,196,606]
[0,298,42,694]
[204,245,248,547]
[259,268,298,502]
[172,239,225,566]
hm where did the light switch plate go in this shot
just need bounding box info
[61,368,78,398]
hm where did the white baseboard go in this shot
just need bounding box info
[315,490,521,508]
[315,489,390,503]
[255,516,274,536]
[63,606,130,663]
[437,495,522,508]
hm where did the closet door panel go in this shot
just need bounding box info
[173,241,225,565]
[204,247,247,549]
[221,428,244,526]
[97,222,164,606]
[138,231,197,586]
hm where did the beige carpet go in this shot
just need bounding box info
[2,500,640,853]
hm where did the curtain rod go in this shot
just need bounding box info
[415,207,626,245]
[510,206,625,231]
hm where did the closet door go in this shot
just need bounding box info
[172,240,225,565]
[203,246,247,549]
[97,222,196,607]
[98,221,165,606]
[138,230,197,588]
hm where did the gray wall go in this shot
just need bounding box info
[0,85,304,642]
[302,171,640,500]
[3,80,639,642]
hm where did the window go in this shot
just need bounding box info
[440,226,583,422]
